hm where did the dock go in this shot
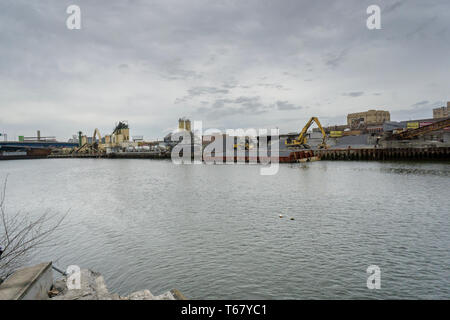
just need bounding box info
[314,147,450,161]
[45,147,450,162]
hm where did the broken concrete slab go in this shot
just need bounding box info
[51,268,186,300]
[0,262,53,300]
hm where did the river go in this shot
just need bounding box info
[1,159,449,299]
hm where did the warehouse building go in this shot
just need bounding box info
[433,102,449,119]
[347,110,390,128]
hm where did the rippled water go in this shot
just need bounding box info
[1,159,449,299]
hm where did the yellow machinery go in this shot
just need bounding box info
[234,137,250,150]
[329,130,343,138]
[71,122,132,154]
[285,117,328,149]
[72,128,104,154]
[92,128,104,152]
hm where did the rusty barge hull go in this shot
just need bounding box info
[202,149,310,163]
[315,147,450,161]
[0,146,51,160]
[201,148,450,162]
[48,147,450,162]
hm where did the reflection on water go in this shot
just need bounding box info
[379,166,450,177]
[0,159,449,299]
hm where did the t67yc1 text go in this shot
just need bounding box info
[181,304,267,317]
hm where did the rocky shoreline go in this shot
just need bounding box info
[50,269,185,300]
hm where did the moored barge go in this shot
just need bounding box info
[0,146,51,160]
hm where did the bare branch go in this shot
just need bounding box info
[0,176,69,279]
[1,175,11,244]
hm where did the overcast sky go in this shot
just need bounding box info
[1,0,449,140]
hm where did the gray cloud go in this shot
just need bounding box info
[411,100,429,107]
[343,92,365,97]
[257,83,285,90]
[325,48,349,68]
[196,96,270,119]
[405,16,438,38]
[383,1,405,14]
[175,85,230,104]
[188,86,230,96]
[1,0,449,139]
[196,97,305,122]
[222,83,238,89]
[276,101,303,111]
[391,100,444,120]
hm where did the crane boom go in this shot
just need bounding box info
[285,117,328,149]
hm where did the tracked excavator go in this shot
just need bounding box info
[285,117,329,149]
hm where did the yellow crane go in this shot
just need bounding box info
[285,117,328,149]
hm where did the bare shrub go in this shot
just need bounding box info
[0,175,68,280]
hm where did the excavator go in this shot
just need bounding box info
[285,116,329,149]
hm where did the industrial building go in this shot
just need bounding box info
[71,121,136,155]
[313,110,390,136]
[0,129,77,150]
[19,130,56,143]
[178,117,192,131]
[2,100,450,162]
[347,110,390,128]
[383,117,450,132]
[433,102,450,119]
[164,117,193,143]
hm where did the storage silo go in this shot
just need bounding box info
[178,118,185,130]
[185,119,191,132]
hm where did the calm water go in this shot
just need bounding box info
[1,159,449,299]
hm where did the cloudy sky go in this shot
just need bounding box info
[1,0,449,140]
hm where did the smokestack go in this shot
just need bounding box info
[37,130,41,141]
[78,131,82,147]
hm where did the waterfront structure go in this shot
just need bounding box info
[168,117,193,140]
[433,102,449,119]
[347,110,390,128]
[319,124,349,132]
[178,117,192,132]
[16,130,57,142]
[0,144,52,160]
[383,117,450,132]
[71,121,134,155]
[110,121,130,144]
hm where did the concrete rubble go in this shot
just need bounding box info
[51,269,185,300]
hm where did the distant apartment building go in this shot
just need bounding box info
[433,102,449,119]
[347,110,390,127]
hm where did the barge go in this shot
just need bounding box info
[0,146,51,160]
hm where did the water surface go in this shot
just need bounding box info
[1,159,449,299]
